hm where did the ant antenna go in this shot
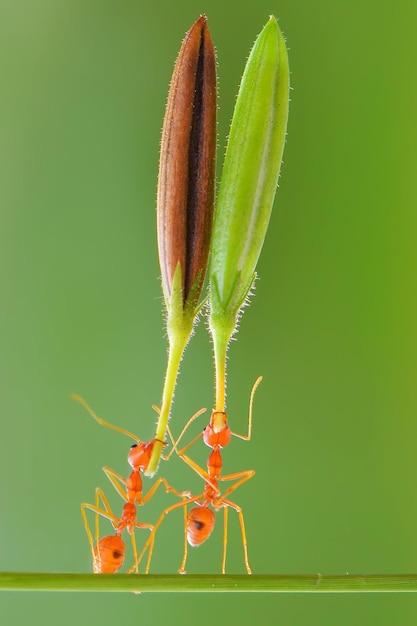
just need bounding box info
[71,394,142,443]
[247,375,262,441]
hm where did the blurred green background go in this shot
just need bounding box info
[1,0,417,623]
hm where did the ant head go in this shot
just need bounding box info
[187,506,216,546]
[93,534,125,573]
[203,411,231,448]
[128,439,167,471]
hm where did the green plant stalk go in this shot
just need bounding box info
[3,573,417,593]
[210,313,235,412]
[147,339,189,475]
[146,268,196,476]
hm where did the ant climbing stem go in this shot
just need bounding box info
[72,394,189,573]
[131,376,262,575]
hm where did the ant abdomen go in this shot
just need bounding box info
[186,506,216,546]
[93,535,125,574]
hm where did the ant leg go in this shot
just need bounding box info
[217,469,255,501]
[134,530,155,575]
[178,496,190,574]
[222,498,252,574]
[161,407,206,460]
[124,475,195,574]
[177,453,218,491]
[125,476,191,573]
[104,467,186,508]
[81,493,99,566]
[81,488,120,530]
[141,476,191,505]
[215,470,255,574]
[102,466,129,502]
[126,518,156,574]
[231,376,262,441]
[129,523,154,574]
[128,495,202,574]
[144,496,202,574]
[81,488,120,567]
[221,506,229,574]
[130,527,139,574]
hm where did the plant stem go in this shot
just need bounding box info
[3,573,417,593]
[146,332,189,476]
[212,331,228,412]
[210,315,235,412]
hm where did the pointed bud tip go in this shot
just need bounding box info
[264,15,279,35]
[190,14,209,34]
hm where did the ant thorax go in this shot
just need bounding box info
[207,448,223,475]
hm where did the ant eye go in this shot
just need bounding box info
[130,443,137,450]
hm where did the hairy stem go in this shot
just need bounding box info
[146,331,190,476]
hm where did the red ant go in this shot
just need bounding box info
[134,377,262,574]
[72,394,196,573]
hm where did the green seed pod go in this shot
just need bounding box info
[210,16,289,321]
[209,16,290,410]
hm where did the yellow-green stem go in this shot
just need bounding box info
[213,336,227,412]
[210,316,236,412]
[146,331,190,476]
